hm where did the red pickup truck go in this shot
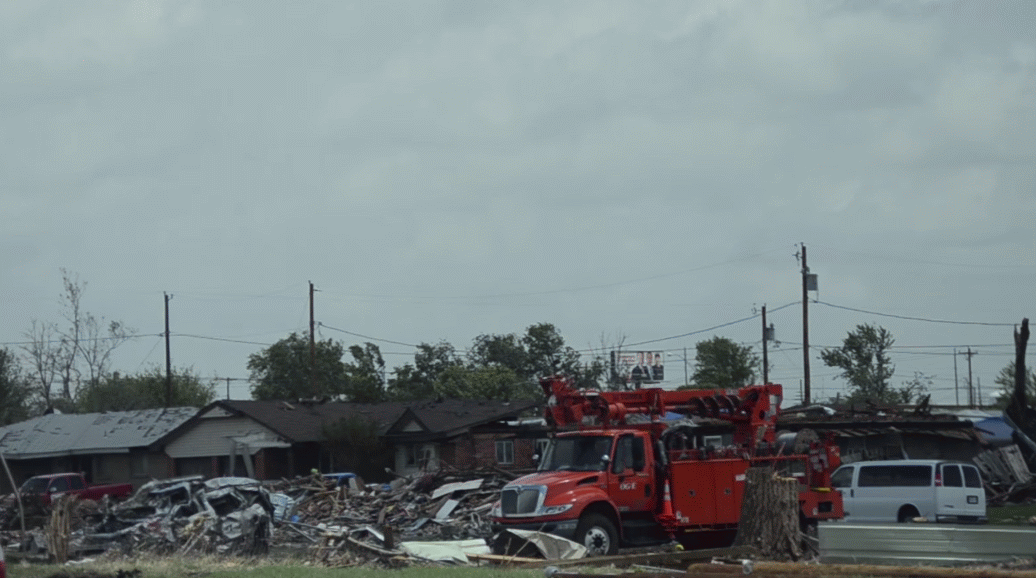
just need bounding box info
[19,473,133,506]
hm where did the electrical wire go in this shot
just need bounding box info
[318,323,418,348]
[815,301,1015,326]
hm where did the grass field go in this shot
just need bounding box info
[988,503,1036,525]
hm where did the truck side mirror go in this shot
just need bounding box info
[600,454,610,472]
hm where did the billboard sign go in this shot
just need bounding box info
[611,350,664,384]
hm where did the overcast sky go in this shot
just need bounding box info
[2,0,1033,406]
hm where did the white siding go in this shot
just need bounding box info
[165,417,279,459]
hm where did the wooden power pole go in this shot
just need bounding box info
[164,292,172,408]
[309,281,316,395]
[762,305,769,384]
[800,244,811,405]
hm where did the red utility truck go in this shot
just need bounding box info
[490,376,843,555]
[19,473,133,506]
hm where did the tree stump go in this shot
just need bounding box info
[46,493,77,563]
[732,467,802,560]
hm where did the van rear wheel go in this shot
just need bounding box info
[897,506,920,523]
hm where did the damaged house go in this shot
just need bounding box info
[777,404,992,463]
[0,408,197,493]
[154,398,542,482]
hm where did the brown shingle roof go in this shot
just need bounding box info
[156,398,541,447]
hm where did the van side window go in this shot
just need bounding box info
[830,467,853,488]
[859,465,932,487]
[942,464,963,487]
[962,466,982,488]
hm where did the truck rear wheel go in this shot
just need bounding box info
[575,513,618,556]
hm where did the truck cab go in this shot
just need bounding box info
[492,429,661,555]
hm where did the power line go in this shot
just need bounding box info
[318,323,418,348]
[318,248,790,301]
[815,301,1014,326]
[174,334,273,346]
[622,301,800,348]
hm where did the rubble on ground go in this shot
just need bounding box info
[0,467,550,567]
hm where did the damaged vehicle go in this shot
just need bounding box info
[80,476,273,556]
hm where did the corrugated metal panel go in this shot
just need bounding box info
[165,417,282,459]
[820,523,1036,566]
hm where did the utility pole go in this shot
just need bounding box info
[226,377,231,400]
[762,305,769,384]
[960,348,977,408]
[164,292,173,408]
[799,244,812,405]
[309,281,316,396]
[953,348,959,406]
[683,346,689,387]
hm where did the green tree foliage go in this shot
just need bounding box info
[343,342,386,402]
[469,332,529,375]
[991,361,1036,410]
[467,322,602,391]
[434,365,540,401]
[248,332,349,400]
[821,324,913,404]
[76,366,216,412]
[322,414,392,482]
[389,341,461,401]
[688,336,759,390]
[0,347,31,426]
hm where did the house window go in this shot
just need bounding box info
[496,440,514,465]
[404,444,437,470]
[130,452,149,477]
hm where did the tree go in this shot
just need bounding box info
[20,270,135,408]
[467,323,602,392]
[0,347,31,426]
[689,336,759,390]
[434,365,540,401]
[820,324,909,405]
[469,332,530,376]
[248,332,349,400]
[388,341,462,401]
[76,366,216,412]
[992,361,1036,410]
[322,414,392,482]
[343,342,386,402]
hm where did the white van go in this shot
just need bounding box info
[830,459,986,523]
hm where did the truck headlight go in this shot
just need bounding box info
[491,501,502,518]
[540,504,572,516]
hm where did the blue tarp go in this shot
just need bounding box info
[975,417,1015,445]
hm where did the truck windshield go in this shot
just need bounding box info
[19,477,48,494]
[539,436,613,472]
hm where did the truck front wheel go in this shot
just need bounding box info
[575,513,618,556]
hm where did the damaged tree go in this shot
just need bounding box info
[732,467,801,560]
[1005,319,1034,456]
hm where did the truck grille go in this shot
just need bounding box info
[501,487,541,515]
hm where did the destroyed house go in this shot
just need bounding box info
[0,407,197,493]
[153,398,541,482]
[776,408,989,464]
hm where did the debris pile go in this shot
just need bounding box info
[0,467,554,567]
[78,476,274,556]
